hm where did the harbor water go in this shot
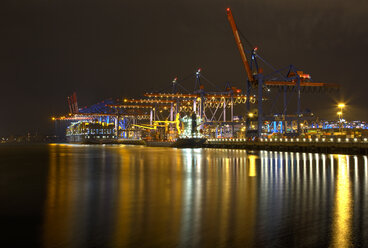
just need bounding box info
[0,144,367,247]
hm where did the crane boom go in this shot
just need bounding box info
[226,8,254,82]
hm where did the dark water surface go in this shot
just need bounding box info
[0,144,367,247]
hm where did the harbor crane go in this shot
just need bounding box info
[226,7,339,137]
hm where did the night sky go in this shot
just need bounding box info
[1,0,367,136]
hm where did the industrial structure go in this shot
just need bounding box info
[52,8,355,145]
[226,8,339,137]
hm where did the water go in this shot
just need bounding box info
[0,144,367,247]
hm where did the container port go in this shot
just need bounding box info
[51,8,367,154]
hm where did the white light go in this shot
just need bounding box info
[346,138,349,142]
[296,138,299,142]
[354,138,358,142]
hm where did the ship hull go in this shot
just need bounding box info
[144,138,207,148]
[66,135,116,144]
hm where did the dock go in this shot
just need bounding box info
[205,137,368,155]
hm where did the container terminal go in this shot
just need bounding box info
[51,8,367,153]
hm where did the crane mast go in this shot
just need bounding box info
[226,8,254,82]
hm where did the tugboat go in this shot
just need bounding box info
[143,113,207,148]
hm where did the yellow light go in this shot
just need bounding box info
[248,113,254,118]
[51,117,55,121]
[338,103,345,108]
[248,155,257,177]
[331,155,352,247]
[337,111,342,115]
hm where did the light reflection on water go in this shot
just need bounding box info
[43,145,368,247]
[331,155,352,248]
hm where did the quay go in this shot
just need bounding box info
[109,137,368,155]
[205,137,368,155]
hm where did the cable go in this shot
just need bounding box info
[200,75,222,91]
[238,28,254,50]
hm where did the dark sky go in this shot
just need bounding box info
[1,0,367,136]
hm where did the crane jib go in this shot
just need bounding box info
[227,8,254,82]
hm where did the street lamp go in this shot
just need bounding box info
[338,103,345,116]
[337,103,345,132]
[337,111,342,132]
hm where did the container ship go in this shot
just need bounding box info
[66,121,116,144]
[64,112,207,147]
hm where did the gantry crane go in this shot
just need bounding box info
[226,8,339,137]
[227,7,264,136]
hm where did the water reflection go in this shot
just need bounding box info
[331,155,352,247]
[43,145,368,247]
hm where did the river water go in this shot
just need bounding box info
[0,144,367,247]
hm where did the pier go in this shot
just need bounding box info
[205,137,368,155]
